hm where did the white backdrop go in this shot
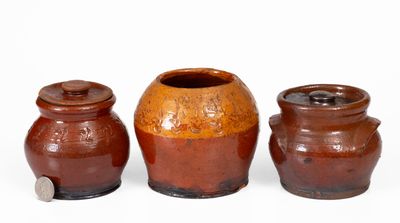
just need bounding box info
[0,1,399,222]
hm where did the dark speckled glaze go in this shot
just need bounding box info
[269,84,381,199]
[25,80,129,200]
[134,68,259,198]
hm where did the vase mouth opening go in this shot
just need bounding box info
[158,68,236,89]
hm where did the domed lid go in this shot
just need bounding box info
[39,80,113,106]
[276,84,371,122]
[281,84,368,107]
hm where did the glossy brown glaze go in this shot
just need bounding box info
[269,84,381,199]
[135,124,258,198]
[25,80,130,200]
[134,68,259,198]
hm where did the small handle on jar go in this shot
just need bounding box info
[269,114,288,153]
[353,117,381,151]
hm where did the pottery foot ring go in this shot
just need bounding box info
[53,180,122,200]
[148,178,249,198]
[280,181,370,200]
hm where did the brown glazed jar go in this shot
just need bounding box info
[269,84,381,199]
[25,80,130,200]
[134,68,259,198]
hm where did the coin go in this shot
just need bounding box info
[35,176,54,202]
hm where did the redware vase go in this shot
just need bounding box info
[134,68,259,198]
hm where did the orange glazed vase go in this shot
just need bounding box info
[25,80,130,200]
[134,68,259,198]
[269,84,381,199]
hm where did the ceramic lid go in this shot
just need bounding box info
[39,80,113,106]
[284,88,357,106]
[277,84,371,124]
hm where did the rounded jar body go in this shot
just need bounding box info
[135,68,259,198]
[269,84,381,199]
[25,80,130,200]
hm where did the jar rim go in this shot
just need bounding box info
[157,68,237,89]
[277,84,370,113]
[36,95,116,121]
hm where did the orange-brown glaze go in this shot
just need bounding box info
[134,68,259,198]
[134,68,258,138]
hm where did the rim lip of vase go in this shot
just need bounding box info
[277,84,371,114]
[156,67,238,90]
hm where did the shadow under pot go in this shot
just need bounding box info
[134,68,259,198]
[269,84,382,199]
[25,80,130,201]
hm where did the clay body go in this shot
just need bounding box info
[269,84,381,199]
[135,68,259,198]
[25,80,130,200]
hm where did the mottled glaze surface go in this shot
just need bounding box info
[134,68,259,198]
[269,84,381,199]
[25,80,130,200]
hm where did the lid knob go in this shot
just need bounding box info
[309,90,336,105]
[61,80,91,95]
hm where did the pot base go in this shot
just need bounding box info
[148,179,248,199]
[53,180,121,200]
[281,181,370,200]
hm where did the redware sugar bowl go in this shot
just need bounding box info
[25,80,130,200]
[269,84,382,199]
[134,68,259,198]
